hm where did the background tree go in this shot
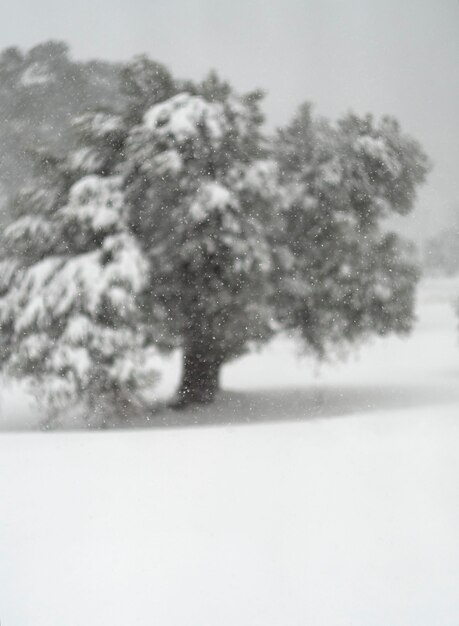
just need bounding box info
[0,41,122,225]
[424,211,459,276]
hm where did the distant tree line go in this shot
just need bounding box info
[0,41,123,224]
[423,215,459,276]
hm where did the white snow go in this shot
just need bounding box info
[355,135,402,177]
[4,215,52,246]
[0,258,19,292]
[143,93,226,144]
[20,62,53,86]
[239,159,279,197]
[1,232,148,336]
[189,181,235,221]
[69,146,105,174]
[64,175,124,232]
[152,147,183,175]
[74,111,124,137]
[0,276,458,626]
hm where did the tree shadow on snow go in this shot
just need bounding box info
[3,379,458,432]
[136,380,459,430]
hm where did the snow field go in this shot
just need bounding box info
[0,277,458,625]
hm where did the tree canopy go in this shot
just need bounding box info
[0,52,429,415]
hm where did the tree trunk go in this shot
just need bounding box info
[176,345,222,406]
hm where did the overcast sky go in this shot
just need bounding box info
[2,0,459,239]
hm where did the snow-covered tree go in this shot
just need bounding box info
[424,213,459,276]
[274,105,429,355]
[0,61,429,413]
[120,55,178,124]
[0,117,157,420]
[124,75,281,404]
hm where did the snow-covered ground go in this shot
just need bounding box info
[0,276,458,625]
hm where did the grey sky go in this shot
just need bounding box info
[3,0,459,239]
